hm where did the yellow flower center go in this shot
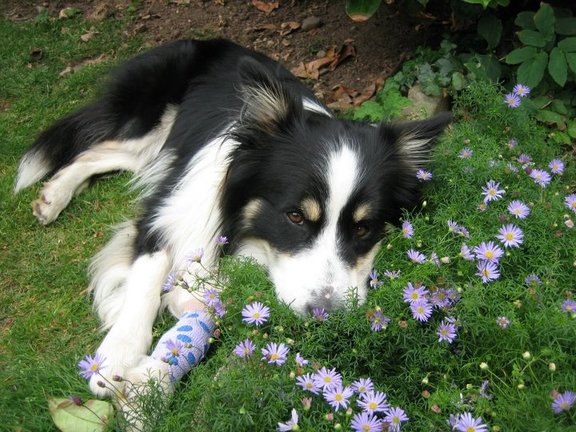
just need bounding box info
[335,394,343,401]
[506,233,514,240]
[485,251,494,259]
[368,401,377,410]
[271,353,279,360]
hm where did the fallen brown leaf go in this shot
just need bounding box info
[80,27,98,42]
[59,53,108,77]
[252,0,279,14]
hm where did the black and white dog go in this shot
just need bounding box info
[15,39,450,396]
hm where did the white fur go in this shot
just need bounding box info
[14,150,52,193]
[90,250,170,397]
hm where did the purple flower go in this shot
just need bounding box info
[233,339,255,359]
[295,353,309,367]
[496,224,523,248]
[162,272,176,293]
[474,241,504,263]
[481,180,505,204]
[164,339,184,365]
[407,249,427,264]
[383,269,401,279]
[437,320,457,343]
[351,377,374,395]
[459,147,473,159]
[313,367,342,390]
[508,200,530,219]
[403,282,429,304]
[186,248,204,264]
[78,353,106,379]
[401,220,414,239]
[552,391,576,414]
[504,93,521,108]
[212,299,226,318]
[460,244,475,261]
[277,409,299,431]
[512,84,530,98]
[496,316,510,329]
[517,153,532,166]
[216,235,229,246]
[351,412,383,432]
[453,412,488,432]
[312,307,329,321]
[241,301,270,326]
[525,274,542,285]
[357,390,389,413]
[410,300,433,322]
[476,261,500,283]
[383,407,409,431]
[323,384,354,411]
[529,169,552,188]
[202,288,220,307]
[368,309,391,331]
[549,159,564,175]
[368,269,382,288]
[416,169,433,181]
[480,380,492,400]
[507,138,518,150]
[261,342,289,365]
[431,288,459,309]
[561,299,576,313]
[296,373,320,394]
[565,194,576,214]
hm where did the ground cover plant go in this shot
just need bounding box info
[1,9,576,432]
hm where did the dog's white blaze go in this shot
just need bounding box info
[266,145,371,314]
[149,130,237,271]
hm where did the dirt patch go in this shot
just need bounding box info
[2,1,442,107]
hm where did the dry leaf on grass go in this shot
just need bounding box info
[252,0,279,14]
[59,54,108,77]
[291,43,356,80]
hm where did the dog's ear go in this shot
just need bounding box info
[380,112,452,171]
[237,56,302,132]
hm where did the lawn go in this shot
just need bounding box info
[1,10,575,432]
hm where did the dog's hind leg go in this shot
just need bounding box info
[89,249,171,397]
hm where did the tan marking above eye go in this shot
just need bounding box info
[300,197,321,222]
[353,203,372,223]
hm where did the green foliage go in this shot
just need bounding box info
[351,80,412,121]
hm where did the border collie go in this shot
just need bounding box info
[15,39,451,397]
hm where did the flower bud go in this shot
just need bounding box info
[480,362,489,370]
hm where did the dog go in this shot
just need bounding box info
[15,39,451,397]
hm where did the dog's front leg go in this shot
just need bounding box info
[90,250,170,397]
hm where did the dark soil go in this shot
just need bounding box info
[2,0,443,106]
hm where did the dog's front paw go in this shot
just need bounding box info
[32,182,71,225]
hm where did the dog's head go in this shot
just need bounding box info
[222,58,451,315]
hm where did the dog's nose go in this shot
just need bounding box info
[305,286,336,314]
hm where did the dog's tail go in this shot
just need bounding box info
[14,39,207,193]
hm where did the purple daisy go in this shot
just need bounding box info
[383,407,409,432]
[351,377,374,395]
[561,299,576,313]
[476,261,500,283]
[548,159,564,175]
[323,384,354,411]
[410,300,433,322]
[496,224,523,248]
[529,169,552,188]
[261,342,289,365]
[403,282,429,304]
[233,339,255,359]
[351,412,383,432]
[525,274,542,285]
[295,353,309,367]
[496,316,510,329]
[504,93,521,108]
[508,200,530,219]
[552,390,576,414]
[313,367,342,390]
[368,269,382,288]
[481,180,505,203]
[311,307,329,321]
[186,248,204,264]
[383,269,401,279]
[437,320,457,343]
[565,194,576,214]
[517,153,532,166]
[368,309,391,331]
[460,244,475,261]
[458,147,473,159]
[407,249,427,264]
[416,169,433,181]
[454,412,488,432]
[296,373,320,395]
[357,390,389,413]
[401,220,414,239]
[241,301,270,326]
[78,353,106,379]
[474,241,504,263]
[202,288,220,307]
[277,408,299,431]
[216,235,229,246]
[513,83,530,98]
[162,272,176,292]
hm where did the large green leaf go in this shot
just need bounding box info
[549,47,568,87]
[505,46,537,65]
[478,14,502,49]
[556,17,576,35]
[48,398,114,432]
[533,3,555,38]
[345,0,382,22]
[517,29,547,48]
[515,11,536,30]
[517,51,548,88]
[558,37,576,52]
[566,52,576,74]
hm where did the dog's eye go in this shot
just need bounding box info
[287,210,305,225]
[354,223,370,238]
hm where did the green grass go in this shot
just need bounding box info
[2,12,576,432]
